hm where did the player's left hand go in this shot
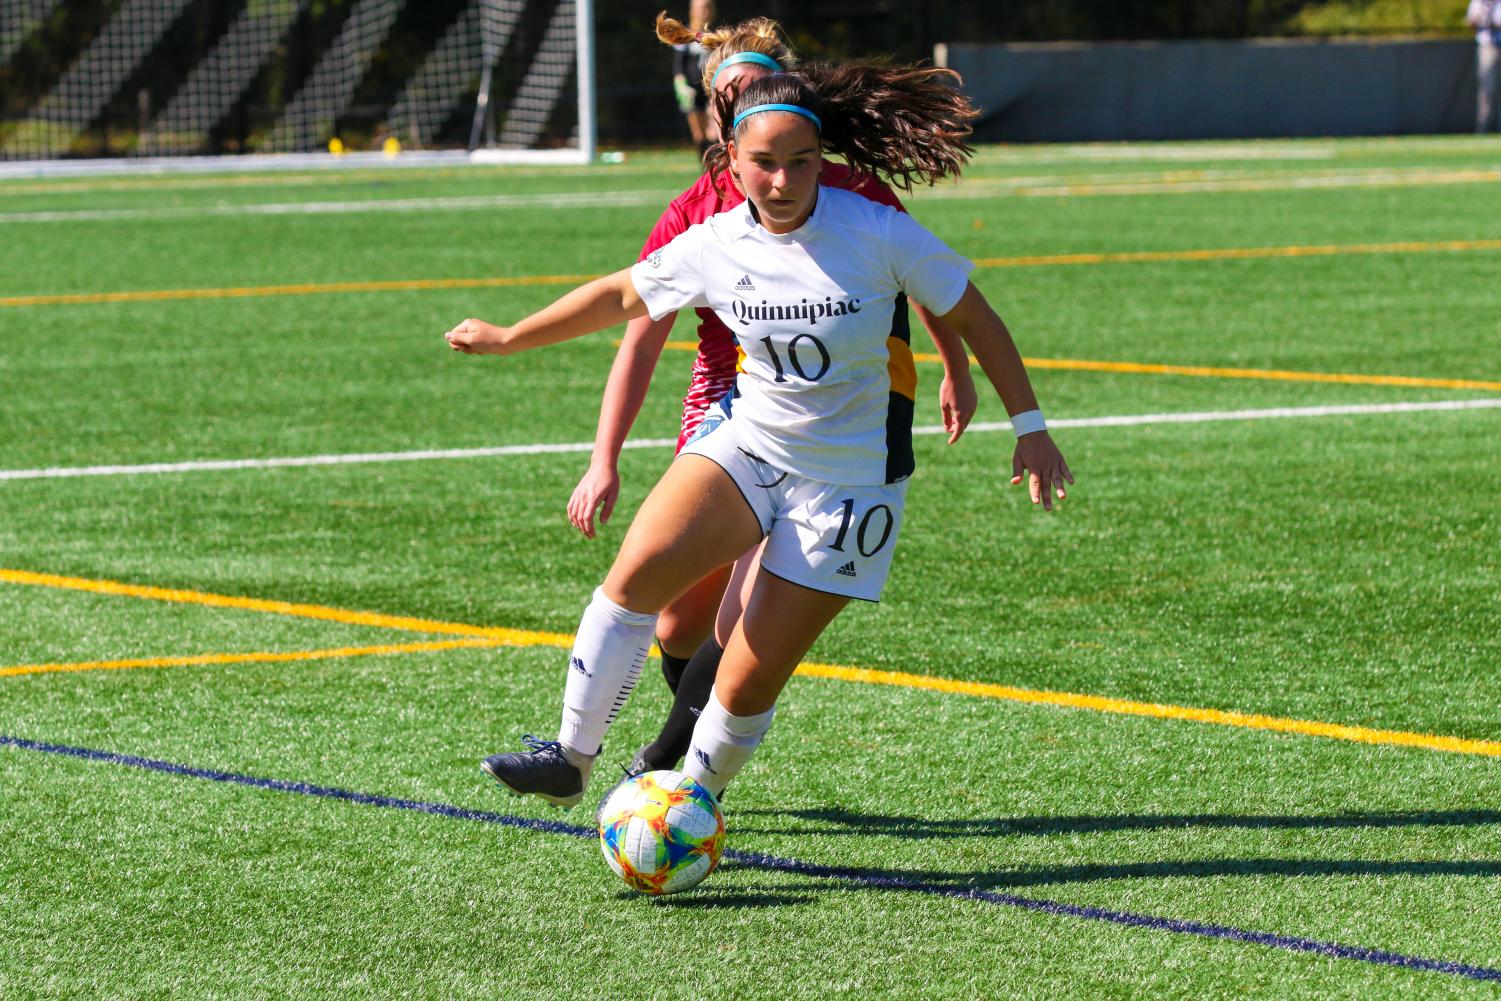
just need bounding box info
[568,461,621,540]
[939,372,977,445]
[673,75,696,114]
[445,318,505,354]
[1010,432,1073,510]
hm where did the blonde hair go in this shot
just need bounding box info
[655,11,797,95]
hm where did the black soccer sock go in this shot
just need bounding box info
[659,643,691,696]
[640,635,723,769]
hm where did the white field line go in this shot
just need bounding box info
[0,189,670,224]
[949,398,1501,435]
[0,439,673,481]
[966,168,1501,198]
[4,399,1499,483]
[0,150,474,180]
[4,166,1497,224]
[0,161,680,198]
[954,137,1500,163]
[982,143,1339,162]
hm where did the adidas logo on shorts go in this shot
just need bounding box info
[734,274,756,291]
[835,561,857,577]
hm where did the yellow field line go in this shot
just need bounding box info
[0,568,572,646]
[4,567,1497,758]
[655,342,1501,394]
[0,638,509,678]
[970,238,1501,270]
[6,238,1501,310]
[793,663,1501,758]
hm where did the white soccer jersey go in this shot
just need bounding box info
[631,185,973,485]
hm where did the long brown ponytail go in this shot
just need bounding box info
[707,64,978,191]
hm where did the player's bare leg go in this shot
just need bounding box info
[483,456,763,807]
[683,571,849,798]
[602,456,762,612]
[626,544,761,774]
[716,543,762,646]
[655,563,733,691]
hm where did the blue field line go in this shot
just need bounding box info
[5,731,1499,984]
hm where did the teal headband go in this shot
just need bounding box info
[709,51,783,88]
[731,103,822,132]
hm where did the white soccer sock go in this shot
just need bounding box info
[558,587,657,760]
[683,688,775,799]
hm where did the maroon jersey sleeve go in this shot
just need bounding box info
[640,172,728,260]
[823,162,909,214]
[639,201,692,261]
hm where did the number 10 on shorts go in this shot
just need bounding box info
[828,498,895,557]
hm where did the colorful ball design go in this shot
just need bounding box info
[597,770,725,895]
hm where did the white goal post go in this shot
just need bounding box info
[0,0,596,171]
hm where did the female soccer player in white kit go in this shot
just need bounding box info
[446,68,1072,808]
[577,14,978,780]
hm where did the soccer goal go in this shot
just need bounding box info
[0,0,596,170]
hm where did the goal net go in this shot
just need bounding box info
[0,0,596,165]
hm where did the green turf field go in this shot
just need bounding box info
[2,136,1500,999]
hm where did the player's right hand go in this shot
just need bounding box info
[445,318,503,354]
[939,373,977,445]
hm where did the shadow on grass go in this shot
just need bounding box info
[705,807,1501,894]
[713,856,1501,892]
[639,888,818,908]
[730,807,1501,840]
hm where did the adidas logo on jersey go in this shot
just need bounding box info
[835,561,858,577]
[734,274,756,290]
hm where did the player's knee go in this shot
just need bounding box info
[597,574,661,616]
[655,608,711,657]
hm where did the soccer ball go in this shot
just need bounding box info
[597,770,725,895]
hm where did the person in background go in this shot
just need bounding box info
[1468,0,1501,132]
[672,0,715,156]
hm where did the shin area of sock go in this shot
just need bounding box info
[558,587,657,758]
[683,687,774,798]
[651,636,724,764]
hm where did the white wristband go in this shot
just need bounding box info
[1010,409,1047,437]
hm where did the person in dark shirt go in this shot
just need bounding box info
[672,0,714,156]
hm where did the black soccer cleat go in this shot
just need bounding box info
[481,735,587,808]
[593,747,673,826]
[619,745,727,805]
[622,745,669,779]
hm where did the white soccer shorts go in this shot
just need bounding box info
[679,415,907,602]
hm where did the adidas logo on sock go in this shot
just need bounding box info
[570,656,590,676]
[734,274,756,291]
[835,561,857,577]
[693,747,718,774]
